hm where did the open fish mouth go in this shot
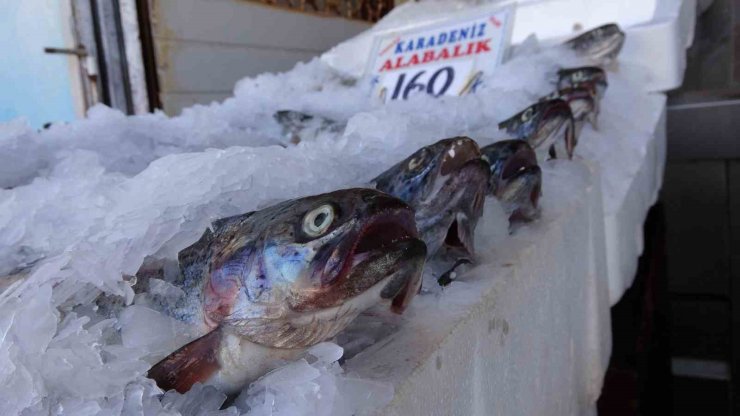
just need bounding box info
[587,34,625,59]
[500,146,538,182]
[499,165,543,224]
[347,205,426,314]
[352,207,418,260]
[533,116,567,148]
[443,156,489,257]
[443,214,473,257]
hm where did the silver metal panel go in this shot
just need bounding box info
[155,39,317,94]
[150,0,369,115]
[93,0,133,113]
[152,0,369,51]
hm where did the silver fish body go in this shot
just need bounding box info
[373,137,489,258]
[481,140,542,223]
[148,188,426,393]
[498,99,577,159]
[565,23,625,64]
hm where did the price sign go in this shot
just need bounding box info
[367,5,514,102]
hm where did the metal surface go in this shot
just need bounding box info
[249,0,394,22]
[43,46,88,56]
[91,0,133,114]
[0,0,85,126]
[147,0,369,115]
[136,0,161,111]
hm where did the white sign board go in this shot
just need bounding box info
[367,5,514,102]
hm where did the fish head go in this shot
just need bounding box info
[557,67,608,99]
[517,99,575,152]
[186,188,426,348]
[543,87,598,124]
[374,137,489,258]
[566,23,625,63]
[498,101,550,140]
[480,140,538,195]
[499,99,574,149]
[497,165,543,223]
[558,87,598,124]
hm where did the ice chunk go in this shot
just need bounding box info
[118,304,197,362]
[160,383,237,416]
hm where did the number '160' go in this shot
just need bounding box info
[390,66,455,100]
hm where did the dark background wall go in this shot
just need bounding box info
[663,0,740,413]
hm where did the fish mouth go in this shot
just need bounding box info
[533,116,567,148]
[500,165,542,201]
[500,145,538,182]
[588,34,625,60]
[442,210,479,260]
[499,165,543,223]
[440,137,482,176]
[440,159,489,258]
[444,215,472,255]
[352,207,418,258]
[344,204,426,314]
[541,99,571,120]
[530,100,573,149]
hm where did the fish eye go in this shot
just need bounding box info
[522,107,534,122]
[302,204,335,237]
[407,149,428,171]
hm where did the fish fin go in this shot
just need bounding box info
[148,328,223,393]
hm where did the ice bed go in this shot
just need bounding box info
[0,0,694,415]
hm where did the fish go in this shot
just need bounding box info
[556,66,608,100]
[541,86,599,135]
[481,140,542,223]
[565,23,625,64]
[147,188,426,393]
[273,110,344,144]
[498,99,577,159]
[372,137,489,259]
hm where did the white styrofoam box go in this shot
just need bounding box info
[619,0,697,92]
[321,0,696,92]
[321,0,689,307]
[346,160,612,415]
[603,105,667,305]
[509,0,658,43]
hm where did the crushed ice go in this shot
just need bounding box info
[0,14,662,416]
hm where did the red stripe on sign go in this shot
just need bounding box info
[379,37,401,56]
[489,16,502,28]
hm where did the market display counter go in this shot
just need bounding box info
[0,1,695,415]
[320,1,694,413]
